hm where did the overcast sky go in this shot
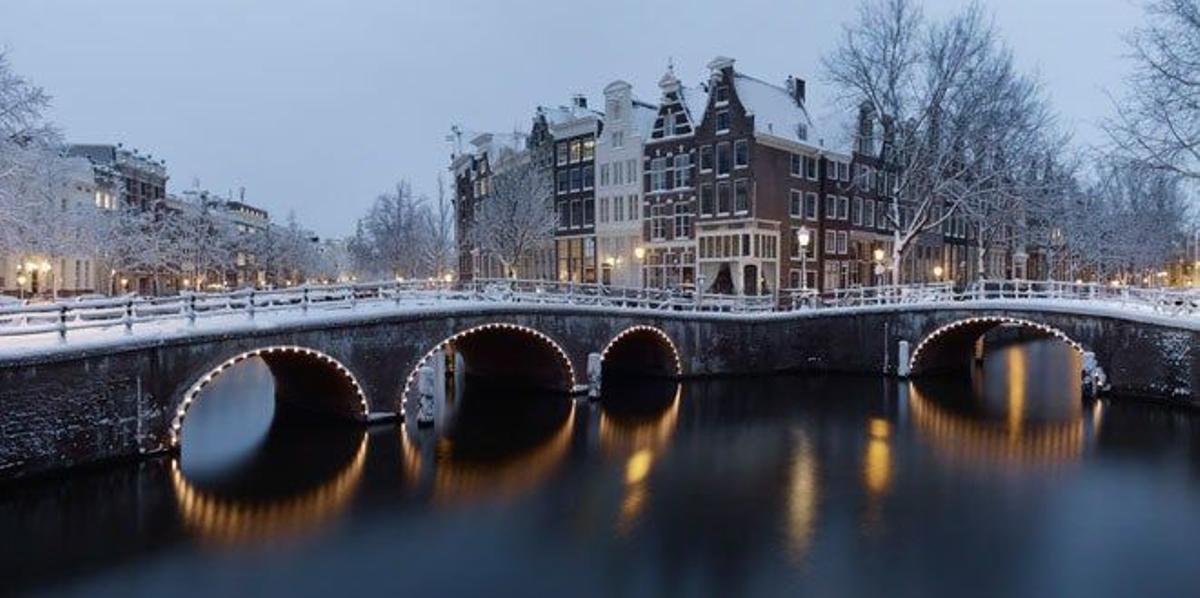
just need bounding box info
[0,0,1144,238]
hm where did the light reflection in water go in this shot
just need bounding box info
[170,434,368,546]
[598,381,681,534]
[909,339,1086,470]
[786,430,819,562]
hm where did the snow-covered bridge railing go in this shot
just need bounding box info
[0,277,1198,343]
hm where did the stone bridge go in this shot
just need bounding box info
[0,299,1197,479]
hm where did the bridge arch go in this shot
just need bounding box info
[401,323,578,410]
[169,345,370,447]
[909,316,1087,377]
[600,325,684,378]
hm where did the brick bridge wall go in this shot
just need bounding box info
[1,302,1196,480]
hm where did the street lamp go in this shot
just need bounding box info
[796,226,811,290]
[873,247,887,286]
[633,246,646,288]
[15,274,26,300]
[933,265,944,280]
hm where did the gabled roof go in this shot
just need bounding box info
[679,85,708,129]
[537,103,604,127]
[732,73,822,151]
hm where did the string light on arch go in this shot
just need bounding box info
[600,325,684,377]
[908,316,1085,375]
[400,322,579,412]
[169,345,370,448]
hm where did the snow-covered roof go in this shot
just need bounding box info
[732,73,822,151]
[470,131,527,167]
[679,85,708,130]
[538,103,603,127]
[631,99,659,139]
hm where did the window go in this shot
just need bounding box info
[837,231,848,255]
[805,156,818,180]
[570,140,582,163]
[612,196,623,222]
[583,165,595,190]
[672,111,690,135]
[716,109,730,132]
[651,205,666,239]
[790,153,802,177]
[599,197,609,223]
[805,192,819,220]
[557,170,568,194]
[627,159,638,184]
[852,197,863,226]
[557,143,568,165]
[650,157,667,191]
[826,160,837,180]
[716,142,731,175]
[715,84,729,104]
[825,230,836,255]
[612,131,624,148]
[583,198,594,226]
[599,163,610,186]
[700,183,715,217]
[582,138,595,161]
[629,195,638,220]
[613,161,623,186]
[673,153,693,188]
[790,270,802,289]
[734,139,749,168]
[734,179,749,213]
[675,203,692,239]
[865,199,876,228]
[839,162,850,182]
[570,167,582,192]
[571,199,582,227]
[789,190,803,218]
[824,195,836,220]
[717,181,731,214]
[700,146,714,171]
[838,196,849,220]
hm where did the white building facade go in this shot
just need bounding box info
[594,81,657,287]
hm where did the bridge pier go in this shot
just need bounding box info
[416,365,436,428]
[587,353,602,400]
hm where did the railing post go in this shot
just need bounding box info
[123,299,134,335]
[247,290,256,321]
[186,293,197,327]
[303,286,311,314]
[57,305,68,344]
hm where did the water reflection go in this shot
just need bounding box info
[909,338,1086,469]
[401,385,576,506]
[598,378,681,534]
[8,338,1200,597]
[173,355,370,546]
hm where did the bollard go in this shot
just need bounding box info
[416,365,436,427]
[247,290,256,321]
[57,305,68,344]
[123,299,134,335]
[186,293,197,327]
[587,352,602,400]
[303,287,311,314]
[896,340,911,378]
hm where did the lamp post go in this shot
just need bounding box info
[873,247,887,286]
[796,226,811,290]
[933,265,944,281]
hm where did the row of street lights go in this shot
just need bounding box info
[13,261,52,300]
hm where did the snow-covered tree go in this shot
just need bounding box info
[1107,0,1200,180]
[348,180,433,279]
[423,174,456,278]
[469,159,555,279]
[824,0,1059,282]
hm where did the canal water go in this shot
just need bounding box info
[3,338,1200,597]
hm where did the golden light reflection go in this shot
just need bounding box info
[863,418,893,498]
[170,433,368,546]
[427,402,576,506]
[625,449,653,485]
[909,382,1083,470]
[601,384,682,535]
[786,431,819,562]
[1007,349,1027,439]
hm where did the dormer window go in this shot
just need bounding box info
[797,123,808,140]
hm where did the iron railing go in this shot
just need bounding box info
[0,278,1196,343]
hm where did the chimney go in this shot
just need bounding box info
[788,76,806,105]
[571,94,587,109]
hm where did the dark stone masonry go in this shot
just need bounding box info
[1,303,1197,480]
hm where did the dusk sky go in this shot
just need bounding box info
[0,0,1144,238]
